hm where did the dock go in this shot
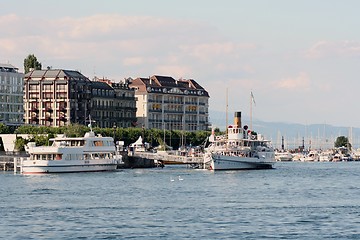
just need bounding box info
[0,156,24,173]
[130,151,204,166]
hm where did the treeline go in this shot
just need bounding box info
[0,123,211,151]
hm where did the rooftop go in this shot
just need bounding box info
[25,69,90,81]
[0,63,19,73]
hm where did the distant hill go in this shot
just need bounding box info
[209,110,360,150]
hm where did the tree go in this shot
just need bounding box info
[334,136,351,149]
[0,123,10,134]
[24,54,42,73]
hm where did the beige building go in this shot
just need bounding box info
[130,75,209,131]
[0,64,24,125]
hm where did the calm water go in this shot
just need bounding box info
[1,162,360,239]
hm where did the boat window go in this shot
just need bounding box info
[94,141,103,147]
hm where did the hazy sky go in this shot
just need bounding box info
[2,1,360,128]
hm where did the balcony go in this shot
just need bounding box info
[148,99,162,103]
[185,111,197,114]
[149,109,162,112]
[164,110,183,114]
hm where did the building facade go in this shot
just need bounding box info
[91,78,137,128]
[0,64,24,125]
[111,80,137,128]
[24,69,91,126]
[130,75,210,131]
[23,71,137,128]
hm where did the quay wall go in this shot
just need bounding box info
[121,154,157,168]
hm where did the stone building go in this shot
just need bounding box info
[23,69,91,126]
[23,70,137,128]
[130,75,210,131]
[111,80,137,128]
[91,78,137,128]
[0,64,24,125]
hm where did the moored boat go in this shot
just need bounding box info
[275,151,293,161]
[203,112,275,170]
[303,150,319,162]
[20,129,122,174]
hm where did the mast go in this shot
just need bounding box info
[250,91,255,130]
[226,88,228,135]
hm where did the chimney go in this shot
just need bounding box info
[234,111,241,128]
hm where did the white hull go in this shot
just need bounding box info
[206,153,274,171]
[275,152,293,161]
[21,159,118,174]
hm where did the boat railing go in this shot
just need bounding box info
[133,152,203,164]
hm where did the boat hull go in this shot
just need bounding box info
[207,154,275,171]
[21,160,118,174]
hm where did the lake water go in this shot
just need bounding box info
[1,162,360,239]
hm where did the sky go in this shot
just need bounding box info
[2,0,360,128]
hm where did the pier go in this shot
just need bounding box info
[130,151,204,166]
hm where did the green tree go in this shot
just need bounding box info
[24,54,42,74]
[14,137,27,151]
[64,124,89,137]
[334,136,351,149]
[0,123,10,134]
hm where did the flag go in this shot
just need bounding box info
[251,91,256,106]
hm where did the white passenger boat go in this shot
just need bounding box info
[20,130,122,174]
[203,112,275,170]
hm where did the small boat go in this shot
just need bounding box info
[275,151,293,161]
[203,112,275,170]
[319,151,333,162]
[20,129,122,174]
[303,151,319,162]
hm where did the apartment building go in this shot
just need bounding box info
[23,69,92,126]
[130,75,209,131]
[23,70,137,128]
[0,64,24,125]
[91,78,137,128]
